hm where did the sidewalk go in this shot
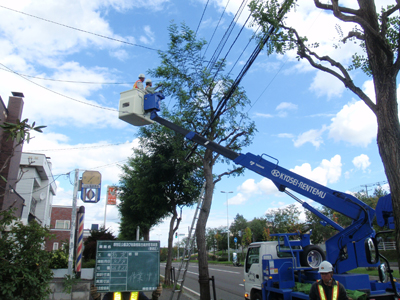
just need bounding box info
[142,287,198,300]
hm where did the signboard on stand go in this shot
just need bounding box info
[94,240,160,292]
[81,171,102,203]
[106,186,117,205]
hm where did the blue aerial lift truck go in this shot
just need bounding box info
[118,89,400,299]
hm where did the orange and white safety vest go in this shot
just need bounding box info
[317,280,339,300]
[113,291,139,300]
[133,80,142,89]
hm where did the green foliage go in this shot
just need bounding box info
[0,209,53,300]
[249,1,399,76]
[118,120,203,240]
[49,248,69,269]
[83,226,116,261]
[62,273,80,294]
[82,259,96,268]
[242,227,253,247]
[305,187,389,244]
[229,214,248,245]
[265,204,303,239]
[148,22,256,169]
[0,118,46,144]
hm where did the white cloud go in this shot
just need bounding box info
[233,155,341,204]
[290,154,342,186]
[255,112,273,118]
[309,71,345,99]
[328,100,377,147]
[352,154,371,172]
[293,125,327,148]
[276,102,298,111]
[277,133,294,139]
[23,132,139,182]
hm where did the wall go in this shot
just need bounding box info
[0,95,25,216]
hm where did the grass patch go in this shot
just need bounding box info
[347,267,400,278]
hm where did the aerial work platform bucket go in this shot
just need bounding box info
[118,88,153,126]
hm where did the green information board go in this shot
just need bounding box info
[94,240,160,292]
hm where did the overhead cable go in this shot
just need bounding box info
[0,62,118,112]
[195,0,210,36]
[0,68,134,84]
[0,5,161,52]
[203,0,231,56]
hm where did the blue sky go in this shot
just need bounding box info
[0,0,395,247]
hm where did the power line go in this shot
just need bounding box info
[0,62,118,112]
[195,0,210,36]
[203,0,231,56]
[0,67,135,85]
[0,5,161,52]
[26,142,129,152]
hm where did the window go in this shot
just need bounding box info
[245,246,260,273]
[53,242,59,251]
[55,220,70,229]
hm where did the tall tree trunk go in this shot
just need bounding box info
[165,209,180,285]
[359,0,400,272]
[196,152,214,300]
[375,79,400,273]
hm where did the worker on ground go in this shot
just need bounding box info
[133,73,146,92]
[309,261,348,300]
[144,79,156,94]
[102,291,149,300]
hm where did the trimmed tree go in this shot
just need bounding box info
[250,0,400,269]
[148,23,256,299]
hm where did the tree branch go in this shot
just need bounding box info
[286,26,377,113]
[214,167,244,184]
[342,30,365,42]
[314,1,393,58]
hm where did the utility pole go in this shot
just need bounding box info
[68,169,79,276]
[221,191,233,262]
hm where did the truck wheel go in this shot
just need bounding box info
[251,291,262,300]
[300,245,325,268]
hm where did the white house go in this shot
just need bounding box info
[16,152,57,226]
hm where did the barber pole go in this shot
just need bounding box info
[75,206,85,275]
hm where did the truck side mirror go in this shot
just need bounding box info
[364,237,379,264]
[378,263,388,283]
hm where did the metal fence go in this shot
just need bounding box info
[378,242,396,250]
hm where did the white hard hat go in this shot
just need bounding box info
[138,73,145,78]
[145,79,152,83]
[318,261,333,273]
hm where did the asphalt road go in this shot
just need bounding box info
[161,262,245,300]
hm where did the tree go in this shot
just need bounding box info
[250,0,400,268]
[242,227,253,249]
[119,121,202,285]
[0,209,53,300]
[265,204,303,237]
[149,23,256,299]
[83,226,116,261]
[305,187,389,244]
[248,217,267,242]
[229,214,248,245]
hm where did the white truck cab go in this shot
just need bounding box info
[244,240,325,300]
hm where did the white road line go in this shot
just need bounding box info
[183,286,200,296]
[239,284,244,286]
[208,267,240,274]
[187,271,198,275]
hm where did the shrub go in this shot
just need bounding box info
[49,248,69,269]
[0,209,53,300]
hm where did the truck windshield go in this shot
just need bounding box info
[245,246,260,273]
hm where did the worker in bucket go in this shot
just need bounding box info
[133,73,146,92]
[309,261,348,300]
[144,79,156,94]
